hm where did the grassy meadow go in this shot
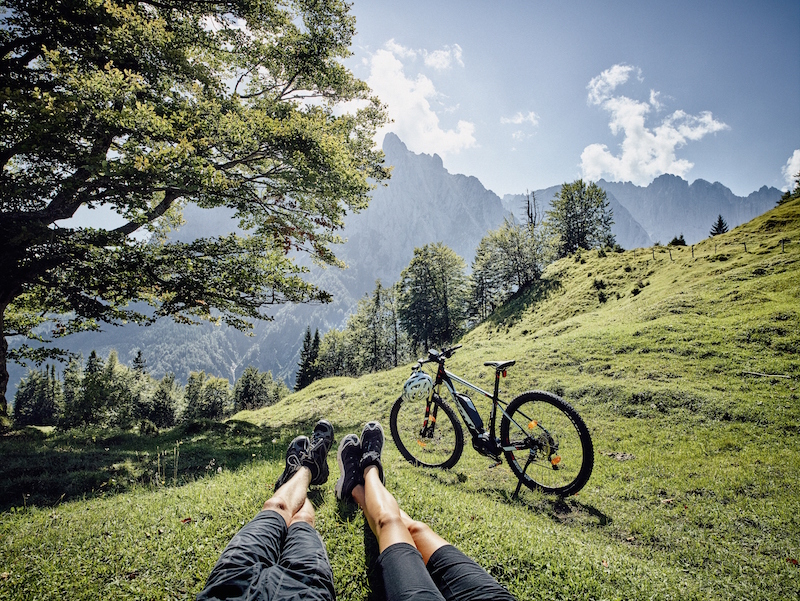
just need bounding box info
[1,199,799,600]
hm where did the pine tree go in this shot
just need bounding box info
[295,327,315,391]
[150,374,177,428]
[710,215,729,237]
[295,327,321,390]
[132,350,147,374]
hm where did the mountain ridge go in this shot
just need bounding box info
[6,135,783,396]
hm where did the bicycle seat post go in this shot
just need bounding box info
[493,368,502,401]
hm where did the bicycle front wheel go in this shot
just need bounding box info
[500,391,593,496]
[390,393,464,468]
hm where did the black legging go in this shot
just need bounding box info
[377,542,517,601]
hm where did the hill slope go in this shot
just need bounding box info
[1,200,798,601]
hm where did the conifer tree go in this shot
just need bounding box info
[132,351,147,375]
[710,215,729,237]
[295,327,320,390]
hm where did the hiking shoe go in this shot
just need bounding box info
[359,421,385,484]
[335,434,362,501]
[305,419,334,485]
[274,435,310,491]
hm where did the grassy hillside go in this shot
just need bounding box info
[1,199,798,600]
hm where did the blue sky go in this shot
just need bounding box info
[345,0,800,197]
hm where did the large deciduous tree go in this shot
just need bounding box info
[545,180,615,259]
[0,0,389,416]
[397,243,468,352]
[470,217,543,321]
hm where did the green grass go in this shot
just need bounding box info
[2,199,799,600]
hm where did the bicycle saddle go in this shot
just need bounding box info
[484,360,516,371]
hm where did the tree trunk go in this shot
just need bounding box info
[0,306,9,416]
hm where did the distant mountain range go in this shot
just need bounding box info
[504,174,780,247]
[7,134,782,395]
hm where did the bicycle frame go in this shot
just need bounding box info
[397,345,594,498]
[426,356,515,454]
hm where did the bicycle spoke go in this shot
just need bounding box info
[500,391,593,495]
[390,394,464,469]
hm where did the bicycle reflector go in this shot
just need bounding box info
[528,420,538,430]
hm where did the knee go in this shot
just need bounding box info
[406,519,432,538]
[376,512,406,534]
[263,497,289,514]
[290,504,315,528]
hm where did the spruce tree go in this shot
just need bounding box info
[710,215,729,237]
[295,327,314,391]
[295,327,321,390]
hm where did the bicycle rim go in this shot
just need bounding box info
[500,391,593,495]
[390,394,463,469]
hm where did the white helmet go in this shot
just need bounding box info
[402,371,433,403]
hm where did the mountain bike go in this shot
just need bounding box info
[389,345,593,496]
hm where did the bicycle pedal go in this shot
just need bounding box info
[488,459,502,468]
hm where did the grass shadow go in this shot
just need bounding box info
[0,419,302,512]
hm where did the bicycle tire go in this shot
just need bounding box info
[390,393,464,469]
[500,391,593,496]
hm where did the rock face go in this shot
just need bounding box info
[597,175,781,244]
[339,133,508,296]
[503,175,781,248]
[6,136,782,393]
[502,184,652,250]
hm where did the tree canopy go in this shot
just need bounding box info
[0,0,389,415]
[545,180,615,259]
[397,243,469,351]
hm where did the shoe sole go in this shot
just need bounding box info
[335,435,359,500]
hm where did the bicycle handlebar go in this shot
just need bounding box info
[413,344,462,369]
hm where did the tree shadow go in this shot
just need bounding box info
[0,419,303,512]
[486,277,563,329]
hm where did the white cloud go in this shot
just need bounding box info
[586,64,636,105]
[365,41,476,156]
[501,111,540,126]
[581,64,728,185]
[781,149,800,190]
[424,44,464,70]
[384,38,417,60]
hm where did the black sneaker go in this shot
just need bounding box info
[274,435,310,491]
[335,434,362,501]
[359,421,385,484]
[305,419,334,485]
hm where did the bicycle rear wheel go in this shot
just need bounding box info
[500,391,593,496]
[390,393,464,468]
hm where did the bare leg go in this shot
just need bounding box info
[288,497,316,528]
[398,509,449,565]
[352,465,415,553]
[263,466,312,526]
